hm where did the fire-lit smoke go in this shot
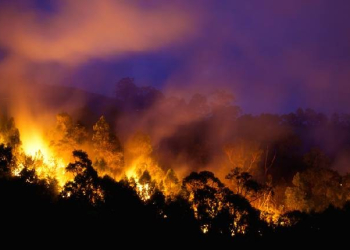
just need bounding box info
[0,0,195,64]
[0,0,198,94]
[0,0,199,152]
[1,0,350,227]
[2,0,350,113]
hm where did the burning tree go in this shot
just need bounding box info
[0,115,21,150]
[137,170,156,201]
[224,140,280,223]
[224,140,263,175]
[92,116,124,178]
[49,113,88,157]
[125,131,165,200]
[163,168,181,197]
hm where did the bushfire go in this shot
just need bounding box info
[1,111,350,237]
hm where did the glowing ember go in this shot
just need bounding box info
[201,224,209,234]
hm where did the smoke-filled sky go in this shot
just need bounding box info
[1,0,350,114]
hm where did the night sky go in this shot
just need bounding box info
[1,0,350,114]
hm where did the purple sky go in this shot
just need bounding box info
[1,0,350,114]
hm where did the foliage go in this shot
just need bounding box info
[164,168,180,196]
[0,144,14,177]
[285,168,345,212]
[49,113,88,155]
[126,131,153,157]
[61,150,103,205]
[92,116,124,177]
[0,115,21,149]
[224,140,263,176]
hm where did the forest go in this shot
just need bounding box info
[1,79,350,246]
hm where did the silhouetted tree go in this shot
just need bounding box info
[0,144,13,177]
[19,166,38,184]
[183,171,225,232]
[226,168,263,199]
[61,150,103,205]
[0,116,21,149]
[220,188,262,236]
[138,170,157,200]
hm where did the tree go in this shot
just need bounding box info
[99,175,145,229]
[164,169,180,197]
[218,188,262,236]
[137,170,156,201]
[0,144,13,177]
[49,113,88,156]
[147,189,166,219]
[126,132,153,157]
[225,168,262,199]
[19,166,38,184]
[125,131,165,200]
[182,171,263,236]
[163,195,200,238]
[285,172,308,212]
[61,150,103,205]
[125,131,160,178]
[92,116,124,177]
[226,167,277,224]
[284,168,342,212]
[182,171,224,232]
[224,140,263,175]
[0,116,21,149]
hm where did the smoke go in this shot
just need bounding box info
[0,0,198,136]
[2,0,350,113]
[160,0,350,114]
[0,0,195,64]
[1,0,350,179]
[0,0,198,103]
